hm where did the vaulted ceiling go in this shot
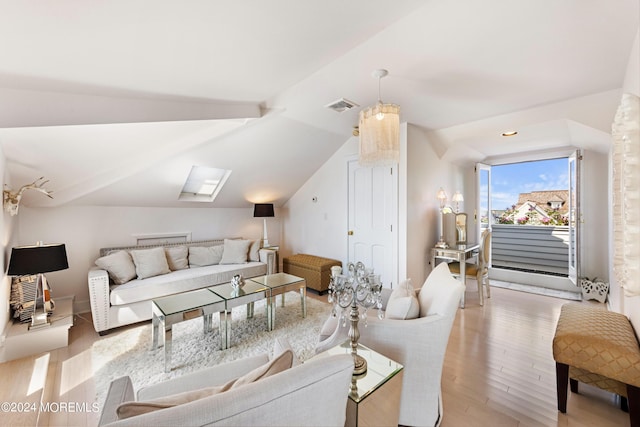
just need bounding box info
[0,1,637,209]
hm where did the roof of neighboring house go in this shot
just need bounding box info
[516,190,569,214]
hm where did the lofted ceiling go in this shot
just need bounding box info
[0,0,638,209]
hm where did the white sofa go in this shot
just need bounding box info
[98,348,353,426]
[88,238,276,335]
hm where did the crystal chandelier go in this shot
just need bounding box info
[328,261,384,375]
[358,69,400,167]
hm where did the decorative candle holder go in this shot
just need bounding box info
[328,261,383,375]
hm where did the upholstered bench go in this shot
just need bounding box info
[553,303,640,426]
[282,254,341,294]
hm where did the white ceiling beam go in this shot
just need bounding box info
[0,87,261,128]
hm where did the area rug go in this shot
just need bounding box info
[92,291,331,404]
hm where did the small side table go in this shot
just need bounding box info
[0,296,74,363]
[317,341,404,427]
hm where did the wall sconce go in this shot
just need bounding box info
[452,191,464,213]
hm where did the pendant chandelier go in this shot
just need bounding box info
[358,69,400,167]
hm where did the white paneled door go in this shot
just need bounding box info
[347,160,397,288]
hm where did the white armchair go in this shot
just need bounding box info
[316,262,464,427]
[98,349,353,427]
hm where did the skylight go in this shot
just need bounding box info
[179,166,231,202]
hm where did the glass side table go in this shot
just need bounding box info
[316,341,404,427]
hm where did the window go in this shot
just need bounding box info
[178,166,231,202]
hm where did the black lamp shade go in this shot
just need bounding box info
[7,243,69,276]
[253,203,275,218]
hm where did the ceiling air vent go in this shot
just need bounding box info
[325,98,359,113]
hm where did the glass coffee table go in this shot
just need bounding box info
[208,280,270,349]
[248,272,306,331]
[151,289,226,373]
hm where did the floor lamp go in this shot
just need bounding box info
[8,242,69,330]
[436,188,449,248]
[253,203,275,248]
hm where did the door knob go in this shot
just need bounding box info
[348,230,354,236]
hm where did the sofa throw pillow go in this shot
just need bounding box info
[188,245,224,267]
[385,278,420,320]
[219,239,252,264]
[116,384,231,419]
[130,247,171,280]
[95,250,137,285]
[165,246,188,271]
[248,239,261,262]
[116,348,294,420]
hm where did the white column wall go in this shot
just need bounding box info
[610,28,640,329]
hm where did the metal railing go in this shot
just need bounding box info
[491,224,569,276]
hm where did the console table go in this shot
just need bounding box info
[431,242,479,308]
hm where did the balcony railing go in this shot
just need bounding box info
[491,224,569,276]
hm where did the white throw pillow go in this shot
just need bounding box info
[248,239,261,262]
[385,278,420,320]
[188,245,224,267]
[95,250,137,285]
[130,247,170,280]
[165,246,188,271]
[418,262,457,317]
[219,239,252,264]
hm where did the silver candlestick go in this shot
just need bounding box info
[328,261,383,375]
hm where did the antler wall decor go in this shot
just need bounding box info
[3,177,54,216]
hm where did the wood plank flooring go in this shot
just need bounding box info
[0,286,630,426]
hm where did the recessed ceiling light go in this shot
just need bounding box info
[502,131,518,137]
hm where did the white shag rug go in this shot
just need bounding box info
[92,291,331,404]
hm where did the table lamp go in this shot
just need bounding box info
[253,203,275,247]
[8,242,69,330]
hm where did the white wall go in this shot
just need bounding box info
[405,124,464,287]
[0,149,18,344]
[16,206,281,313]
[580,150,609,281]
[610,28,640,329]
[282,137,358,265]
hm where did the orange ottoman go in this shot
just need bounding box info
[282,254,341,294]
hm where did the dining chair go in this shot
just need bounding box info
[449,229,492,306]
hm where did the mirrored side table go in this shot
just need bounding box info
[316,341,404,427]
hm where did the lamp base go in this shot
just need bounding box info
[435,239,449,249]
[29,312,51,330]
[353,353,368,376]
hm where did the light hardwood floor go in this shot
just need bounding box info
[0,286,630,427]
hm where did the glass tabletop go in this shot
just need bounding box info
[152,289,224,316]
[208,281,269,300]
[248,272,304,288]
[323,341,403,403]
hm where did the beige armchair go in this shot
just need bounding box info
[449,229,492,306]
[316,263,464,427]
